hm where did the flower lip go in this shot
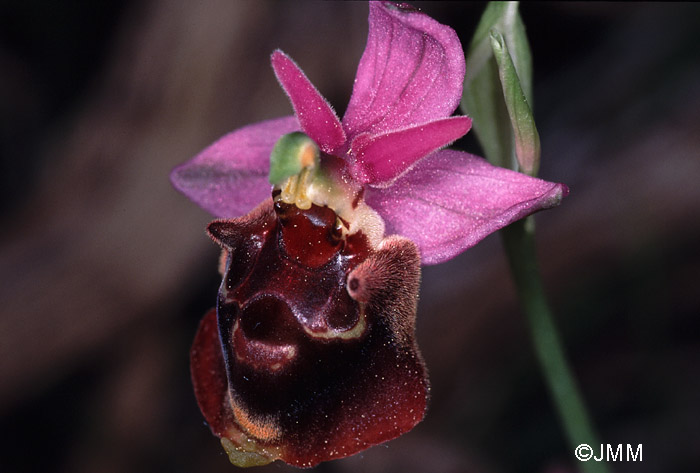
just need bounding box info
[275,200,344,269]
[237,295,298,344]
[233,296,299,372]
[192,216,428,468]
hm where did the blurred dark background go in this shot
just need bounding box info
[1,1,699,472]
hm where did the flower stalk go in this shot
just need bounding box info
[501,220,609,473]
[464,3,608,472]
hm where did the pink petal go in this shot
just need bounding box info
[342,2,466,139]
[170,116,299,218]
[349,116,471,184]
[365,150,568,265]
[271,50,346,154]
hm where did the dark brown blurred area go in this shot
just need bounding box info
[1,1,699,472]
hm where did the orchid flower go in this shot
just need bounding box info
[171,2,566,468]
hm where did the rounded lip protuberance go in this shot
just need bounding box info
[231,319,298,372]
[300,304,367,340]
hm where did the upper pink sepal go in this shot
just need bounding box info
[271,50,346,154]
[170,116,299,218]
[342,2,466,139]
[350,116,471,184]
[365,149,569,265]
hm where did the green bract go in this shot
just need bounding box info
[490,30,540,176]
[462,1,535,173]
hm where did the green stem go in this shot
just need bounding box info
[501,217,610,473]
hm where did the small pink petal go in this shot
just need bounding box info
[365,150,568,265]
[349,116,471,184]
[342,2,465,139]
[271,50,346,154]
[170,116,299,218]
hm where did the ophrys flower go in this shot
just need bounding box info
[172,2,566,468]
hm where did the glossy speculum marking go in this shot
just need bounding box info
[191,197,427,467]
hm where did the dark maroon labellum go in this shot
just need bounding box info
[190,198,427,467]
